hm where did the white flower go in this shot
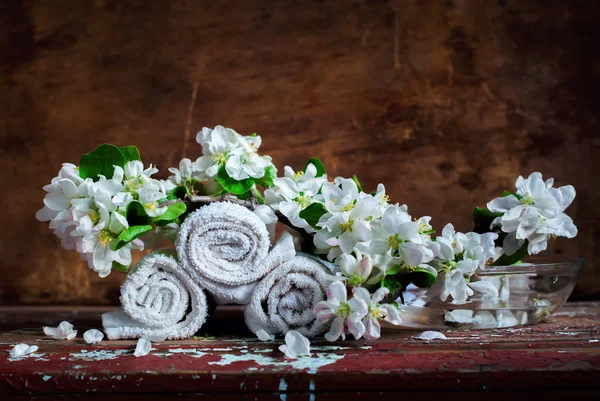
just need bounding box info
[195,126,243,178]
[43,321,77,340]
[264,163,326,232]
[413,331,448,340]
[372,205,431,266]
[279,330,311,358]
[168,158,193,186]
[428,259,498,304]
[336,249,373,286]
[435,224,468,262]
[256,329,275,341]
[487,172,577,255]
[314,281,368,341]
[9,344,39,358]
[137,186,168,217]
[314,196,380,259]
[463,231,500,268]
[352,287,401,340]
[226,134,273,180]
[134,337,152,357]
[83,329,104,344]
[321,178,360,215]
[73,189,143,277]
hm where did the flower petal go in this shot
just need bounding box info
[134,337,152,357]
[413,331,447,340]
[256,329,275,342]
[83,329,104,344]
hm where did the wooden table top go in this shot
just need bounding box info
[1,302,599,400]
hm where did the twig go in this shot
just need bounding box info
[160,194,259,209]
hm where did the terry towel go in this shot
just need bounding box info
[176,202,276,304]
[102,251,208,340]
[244,253,330,338]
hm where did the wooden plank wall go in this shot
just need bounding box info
[1,0,598,304]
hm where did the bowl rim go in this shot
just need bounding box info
[476,254,584,276]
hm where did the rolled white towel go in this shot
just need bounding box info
[102,251,208,340]
[244,253,330,338]
[198,231,297,305]
[176,202,272,304]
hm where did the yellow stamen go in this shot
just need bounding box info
[340,219,354,233]
[99,229,113,247]
[341,202,355,212]
[146,202,158,212]
[387,234,402,249]
[294,171,304,180]
[211,153,228,164]
[88,210,100,225]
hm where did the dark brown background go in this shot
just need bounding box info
[1,0,598,305]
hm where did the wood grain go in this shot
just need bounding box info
[1,0,599,304]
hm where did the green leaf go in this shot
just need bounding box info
[257,165,277,188]
[409,267,437,288]
[153,202,187,226]
[502,190,513,197]
[237,191,252,200]
[493,241,529,266]
[384,265,403,276]
[303,158,326,177]
[352,175,363,192]
[168,185,190,200]
[79,144,126,181]
[472,207,503,233]
[119,146,141,164]
[126,201,150,226]
[298,202,327,229]
[381,275,403,293]
[112,225,153,250]
[215,166,255,195]
[112,261,130,273]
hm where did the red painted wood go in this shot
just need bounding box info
[0,303,599,399]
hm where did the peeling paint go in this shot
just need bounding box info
[309,380,315,390]
[42,375,52,381]
[279,378,288,391]
[70,349,129,361]
[207,352,344,374]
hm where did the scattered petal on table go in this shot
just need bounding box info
[43,321,78,340]
[134,337,151,357]
[413,331,448,341]
[9,344,39,358]
[279,330,311,359]
[83,329,104,344]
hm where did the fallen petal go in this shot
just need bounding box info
[280,330,311,358]
[413,331,448,341]
[256,330,274,341]
[134,337,151,357]
[9,344,39,358]
[83,329,104,344]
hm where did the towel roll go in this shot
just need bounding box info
[102,251,208,340]
[177,202,271,285]
[197,231,297,305]
[244,253,330,338]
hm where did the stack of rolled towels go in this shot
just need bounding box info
[102,202,332,339]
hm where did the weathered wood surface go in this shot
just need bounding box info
[0,303,599,399]
[1,0,599,305]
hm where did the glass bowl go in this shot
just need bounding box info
[396,255,584,330]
